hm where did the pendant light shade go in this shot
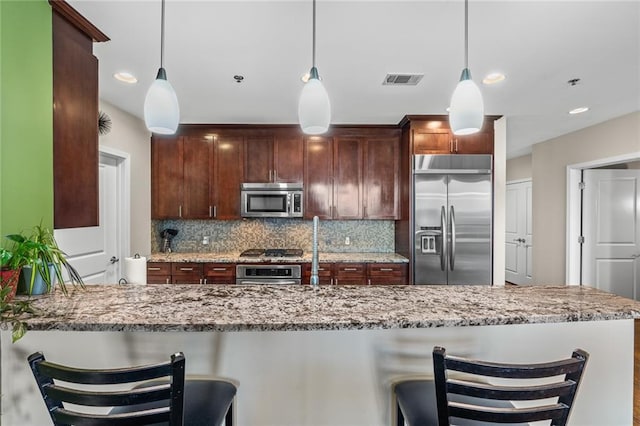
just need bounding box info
[144,0,179,135]
[449,68,484,135]
[449,0,483,136]
[144,68,180,134]
[298,0,331,135]
[299,68,331,135]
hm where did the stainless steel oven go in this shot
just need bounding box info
[240,183,303,218]
[236,264,302,285]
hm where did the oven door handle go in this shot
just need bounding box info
[237,280,299,285]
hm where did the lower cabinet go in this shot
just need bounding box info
[146,262,172,284]
[303,262,407,285]
[366,263,408,285]
[171,263,204,284]
[147,263,236,284]
[203,263,236,284]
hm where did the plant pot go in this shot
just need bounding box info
[0,267,21,301]
[19,264,56,295]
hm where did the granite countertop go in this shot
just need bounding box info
[22,284,640,332]
[148,252,409,264]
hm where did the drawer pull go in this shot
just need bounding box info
[179,267,194,271]
[343,268,358,271]
[148,267,161,271]
[379,268,394,272]
[212,268,227,271]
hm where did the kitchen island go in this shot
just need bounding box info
[2,284,639,425]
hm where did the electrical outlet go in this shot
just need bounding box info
[202,235,210,245]
[344,236,351,245]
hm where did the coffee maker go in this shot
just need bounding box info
[160,229,178,253]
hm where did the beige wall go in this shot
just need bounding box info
[98,100,151,256]
[532,111,640,284]
[506,154,532,181]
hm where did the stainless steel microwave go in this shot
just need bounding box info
[241,183,303,218]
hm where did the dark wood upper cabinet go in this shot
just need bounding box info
[244,132,303,183]
[304,136,333,219]
[182,136,214,219]
[363,137,400,219]
[151,136,183,219]
[51,1,108,229]
[403,115,497,155]
[244,136,274,182]
[273,134,303,183]
[333,137,364,219]
[152,133,244,220]
[213,135,244,219]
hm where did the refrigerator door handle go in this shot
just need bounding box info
[449,205,456,271]
[440,206,447,271]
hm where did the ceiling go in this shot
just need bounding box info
[68,0,640,159]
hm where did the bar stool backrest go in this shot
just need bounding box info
[28,351,186,426]
[433,346,589,426]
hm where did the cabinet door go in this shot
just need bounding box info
[274,135,304,183]
[334,263,366,285]
[171,263,203,284]
[147,262,171,284]
[183,136,214,219]
[203,263,235,284]
[302,263,334,285]
[304,137,333,219]
[454,132,493,154]
[53,12,99,228]
[214,136,244,219]
[333,138,363,219]
[244,136,274,183]
[152,136,183,219]
[364,138,399,219]
[413,131,452,154]
[367,263,408,285]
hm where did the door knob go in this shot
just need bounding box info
[110,256,119,264]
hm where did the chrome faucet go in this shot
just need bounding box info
[310,216,319,288]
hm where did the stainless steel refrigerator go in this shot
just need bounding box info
[413,154,492,285]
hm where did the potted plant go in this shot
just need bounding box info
[0,247,20,301]
[6,224,84,296]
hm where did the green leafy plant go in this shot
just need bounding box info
[6,224,84,295]
[0,284,37,342]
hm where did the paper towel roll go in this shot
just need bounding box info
[124,255,147,285]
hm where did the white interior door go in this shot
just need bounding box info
[505,180,533,285]
[583,169,640,299]
[54,153,121,284]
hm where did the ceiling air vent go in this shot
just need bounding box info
[383,73,424,86]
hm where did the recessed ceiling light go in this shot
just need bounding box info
[569,107,589,115]
[113,72,137,84]
[482,72,506,85]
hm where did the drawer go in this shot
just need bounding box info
[171,263,204,275]
[204,263,235,278]
[366,263,407,277]
[302,263,333,278]
[335,263,366,277]
[147,262,171,275]
[147,275,171,284]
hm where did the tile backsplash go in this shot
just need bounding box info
[151,219,395,253]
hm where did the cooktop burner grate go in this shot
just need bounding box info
[240,248,303,257]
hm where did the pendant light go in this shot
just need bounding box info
[144,0,180,135]
[449,0,484,135]
[298,0,331,135]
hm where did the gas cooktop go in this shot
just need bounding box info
[240,248,304,258]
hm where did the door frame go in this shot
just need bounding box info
[566,151,640,285]
[99,146,131,273]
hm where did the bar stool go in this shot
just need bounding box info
[393,346,588,426]
[28,351,237,426]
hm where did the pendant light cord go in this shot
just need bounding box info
[464,0,468,69]
[160,0,166,69]
[312,0,316,68]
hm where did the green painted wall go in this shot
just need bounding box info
[0,0,53,240]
